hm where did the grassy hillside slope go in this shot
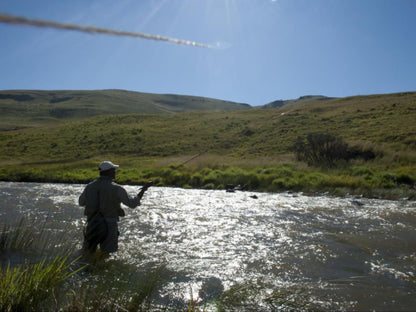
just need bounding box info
[262,95,335,109]
[0,89,250,130]
[0,91,415,198]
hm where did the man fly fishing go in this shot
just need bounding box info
[79,161,152,255]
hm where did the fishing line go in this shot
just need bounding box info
[0,13,212,48]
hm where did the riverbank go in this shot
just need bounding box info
[1,155,414,200]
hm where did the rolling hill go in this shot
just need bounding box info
[261,95,335,109]
[1,90,415,160]
[0,89,250,130]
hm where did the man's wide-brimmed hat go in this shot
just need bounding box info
[98,161,119,172]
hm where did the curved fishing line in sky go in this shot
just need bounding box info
[0,13,212,48]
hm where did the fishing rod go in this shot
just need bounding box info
[181,152,204,165]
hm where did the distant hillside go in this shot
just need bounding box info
[262,95,335,109]
[1,91,414,162]
[0,89,250,130]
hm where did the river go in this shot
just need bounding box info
[1,181,415,311]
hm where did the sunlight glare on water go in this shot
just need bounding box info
[1,181,415,310]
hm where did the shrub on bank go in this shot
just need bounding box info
[293,133,377,168]
[272,176,301,191]
[377,172,397,188]
[396,173,414,185]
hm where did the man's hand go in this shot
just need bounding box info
[137,181,153,199]
[143,180,154,190]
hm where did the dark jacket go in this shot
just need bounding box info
[79,176,141,219]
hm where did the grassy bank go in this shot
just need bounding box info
[1,154,414,200]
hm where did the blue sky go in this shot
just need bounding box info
[1,0,415,106]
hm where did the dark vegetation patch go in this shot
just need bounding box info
[0,93,35,101]
[49,96,74,104]
[49,108,78,118]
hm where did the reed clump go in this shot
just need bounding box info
[1,255,81,312]
[0,219,83,311]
